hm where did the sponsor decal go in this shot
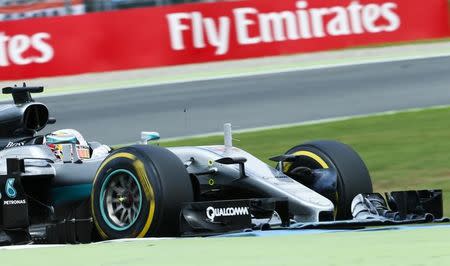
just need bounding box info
[3,199,26,205]
[206,206,250,221]
[0,0,448,80]
[5,178,17,198]
[0,32,54,67]
[5,141,25,149]
[167,0,401,55]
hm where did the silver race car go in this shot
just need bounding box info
[0,85,444,245]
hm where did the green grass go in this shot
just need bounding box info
[162,106,450,214]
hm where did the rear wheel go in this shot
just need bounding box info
[91,145,193,239]
[282,140,373,219]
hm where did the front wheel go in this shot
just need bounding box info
[281,140,373,219]
[90,145,193,240]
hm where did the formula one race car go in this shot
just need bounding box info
[0,85,445,245]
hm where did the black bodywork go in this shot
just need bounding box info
[0,86,97,245]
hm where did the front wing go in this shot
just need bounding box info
[179,190,446,236]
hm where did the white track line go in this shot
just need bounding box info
[0,237,175,251]
[0,244,66,250]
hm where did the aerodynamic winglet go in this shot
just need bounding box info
[269,154,299,162]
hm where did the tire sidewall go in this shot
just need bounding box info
[284,141,373,219]
[284,145,344,213]
[91,149,161,239]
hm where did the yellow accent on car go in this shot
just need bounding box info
[283,150,329,172]
[285,151,339,217]
[133,160,156,238]
[293,151,329,168]
[333,192,339,218]
[101,152,136,168]
[91,152,139,240]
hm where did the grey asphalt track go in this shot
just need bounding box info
[38,56,450,145]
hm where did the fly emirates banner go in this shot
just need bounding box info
[0,0,448,80]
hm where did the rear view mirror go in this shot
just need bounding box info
[141,131,160,144]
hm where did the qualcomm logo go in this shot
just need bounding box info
[6,178,17,199]
[206,206,249,221]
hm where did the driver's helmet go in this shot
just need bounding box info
[44,129,90,159]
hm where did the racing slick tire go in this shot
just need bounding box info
[91,145,193,240]
[282,140,373,220]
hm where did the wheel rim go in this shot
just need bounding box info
[99,169,143,231]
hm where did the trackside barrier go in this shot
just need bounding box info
[0,0,448,80]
